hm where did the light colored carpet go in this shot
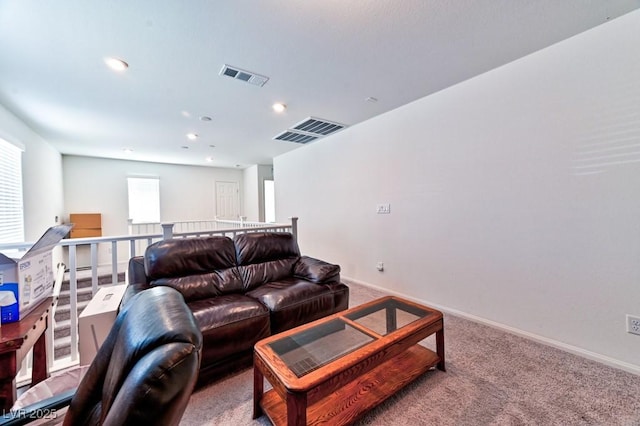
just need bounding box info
[180,283,640,425]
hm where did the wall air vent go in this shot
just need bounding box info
[273,117,347,145]
[219,64,269,87]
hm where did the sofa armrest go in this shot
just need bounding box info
[123,256,151,307]
[127,256,147,285]
[122,283,150,307]
[294,256,341,284]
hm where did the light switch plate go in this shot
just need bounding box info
[376,203,391,214]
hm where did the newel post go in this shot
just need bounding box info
[161,223,174,240]
[289,217,298,240]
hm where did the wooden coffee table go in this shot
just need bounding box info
[253,296,445,425]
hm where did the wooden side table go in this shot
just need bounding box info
[0,297,53,411]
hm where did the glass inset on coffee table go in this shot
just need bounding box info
[268,318,375,377]
[253,296,445,426]
[344,297,435,335]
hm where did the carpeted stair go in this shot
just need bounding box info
[53,272,125,360]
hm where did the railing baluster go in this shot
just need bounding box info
[91,243,98,294]
[111,241,118,285]
[161,223,174,239]
[47,263,66,371]
[69,244,79,362]
[129,239,136,258]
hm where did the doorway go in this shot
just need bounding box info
[264,179,275,223]
[215,181,240,219]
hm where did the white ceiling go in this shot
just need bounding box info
[1,1,638,169]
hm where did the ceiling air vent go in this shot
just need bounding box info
[274,131,319,144]
[273,117,347,145]
[293,117,345,136]
[219,64,269,87]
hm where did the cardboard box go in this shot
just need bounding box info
[69,213,102,238]
[0,224,73,324]
[78,284,127,365]
[70,213,101,229]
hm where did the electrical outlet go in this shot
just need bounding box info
[627,314,640,335]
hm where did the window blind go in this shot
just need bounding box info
[0,138,24,243]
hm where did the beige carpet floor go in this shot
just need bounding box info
[180,283,640,425]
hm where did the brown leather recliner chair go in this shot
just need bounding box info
[1,286,202,426]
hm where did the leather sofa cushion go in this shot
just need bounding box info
[149,268,242,302]
[235,232,301,290]
[238,258,298,291]
[187,294,270,365]
[144,236,243,301]
[145,236,237,277]
[234,232,300,265]
[246,277,335,333]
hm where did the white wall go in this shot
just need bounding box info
[243,165,260,221]
[0,105,64,241]
[243,164,274,222]
[275,11,640,371]
[63,155,244,233]
[63,155,243,264]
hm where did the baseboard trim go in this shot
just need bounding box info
[343,276,640,376]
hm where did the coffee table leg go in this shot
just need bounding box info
[286,391,306,426]
[385,306,397,333]
[436,327,446,372]
[253,366,263,419]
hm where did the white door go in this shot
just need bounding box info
[215,181,240,219]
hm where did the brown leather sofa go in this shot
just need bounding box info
[124,232,349,385]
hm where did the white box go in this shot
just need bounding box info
[0,224,73,324]
[78,284,127,365]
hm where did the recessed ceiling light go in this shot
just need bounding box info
[209,144,216,148]
[181,146,189,149]
[365,96,378,103]
[205,156,214,162]
[272,103,287,113]
[200,116,212,122]
[181,111,191,118]
[104,57,129,72]
[186,133,198,140]
[122,148,133,153]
